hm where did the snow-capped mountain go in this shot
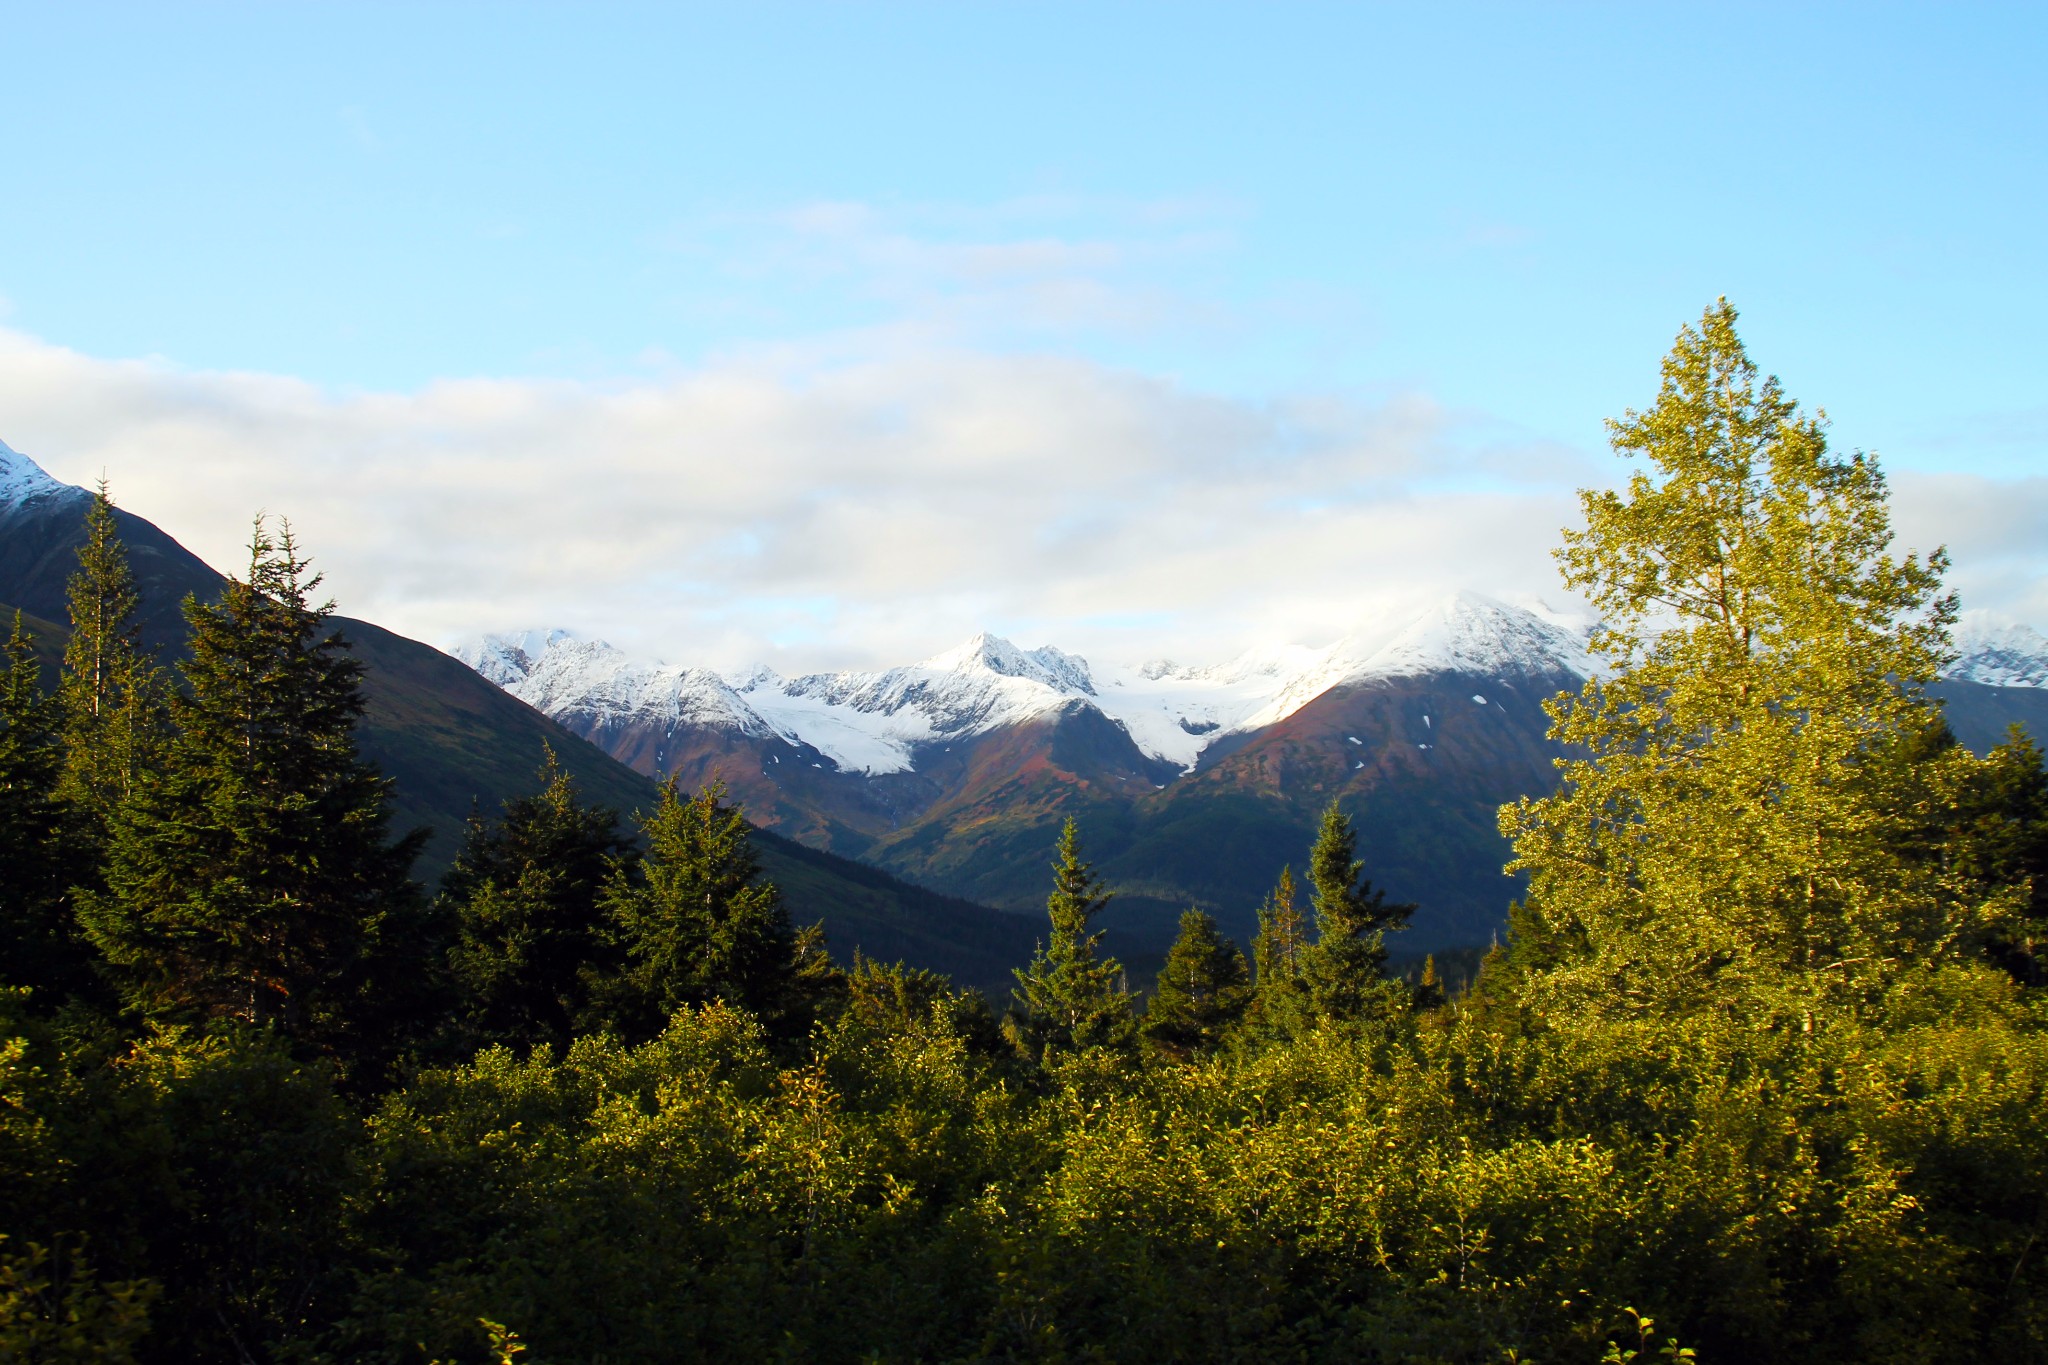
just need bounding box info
[453,590,1599,778]
[1952,618,2048,690]
[0,439,84,512]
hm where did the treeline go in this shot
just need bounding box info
[3,302,2047,1363]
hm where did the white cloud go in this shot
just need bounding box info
[0,196,2035,675]
[1891,471,2048,628]
[0,325,1611,672]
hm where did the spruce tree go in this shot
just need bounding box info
[1298,800,1413,1022]
[1244,865,1309,1040]
[55,484,165,833]
[1007,817,1135,1060]
[444,748,634,1051]
[0,612,93,998]
[78,520,426,1047]
[595,778,796,1038]
[1140,907,1249,1060]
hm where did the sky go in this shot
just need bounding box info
[1,2,2043,670]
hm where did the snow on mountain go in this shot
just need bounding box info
[453,631,775,739]
[0,439,79,511]
[1351,589,1599,683]
[455,628,582,687]
[452,593,1604,775]
[457,593,2048,783]
[1951,617,2048,689]
[734,637,1097,774]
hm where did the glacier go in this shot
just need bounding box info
[454,591,2048,782]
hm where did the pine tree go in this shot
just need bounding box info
[1298,800,1413,1022]
[444,748,634,1051]
[1007,817,1135,1060]
[55,485,165,833]
[595,778,796,1038]
[1140,908,1250,1060]
[78,519,426,1047]
[1496,299,1999,1022]
[0,612,93,998]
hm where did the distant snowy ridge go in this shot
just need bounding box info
[1951,619,2048,690]
[0,439,80,511]
[453,592,1602,775]
[455,593,2048,778]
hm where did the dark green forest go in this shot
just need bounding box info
[3,303,2046,1362]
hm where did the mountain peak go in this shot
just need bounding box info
[0,438,78,511]
[1348,590,1597,682]
[451,628,590,686]
[1952,616,2048,689]
[921,632,1096,696]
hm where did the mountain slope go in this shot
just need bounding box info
[0,439,1041,991]
[458,594,1604,951]
[459,592,2048,956]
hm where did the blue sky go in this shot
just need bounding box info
[1,3,2042,664]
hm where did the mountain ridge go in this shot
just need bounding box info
[451,590,2048,953]
[0,440,1048,993]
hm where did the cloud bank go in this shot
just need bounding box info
[0,321,2036,673]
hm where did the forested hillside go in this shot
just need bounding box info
[2,303,2045,1363]
[0,471,1050,992]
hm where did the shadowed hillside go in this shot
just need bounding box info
[0,487,1047,994]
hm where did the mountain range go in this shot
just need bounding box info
[458,599,2048,954]
[0,439,1049,993]
[7,433,2043,972]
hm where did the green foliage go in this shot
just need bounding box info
[55,485,167,835]
[1244,864,1309,1040]
[443,749,633,1053]
[1007,818,1137,1060]
[0,613,95,1002]
[77,520,427,1055]
[0,989,360,1365]
[1141,908,1249,1060]
[1299,800,1414,1023]
[1498,299,2008,1026]
[594,778,803,1040]
[0,1236,156,1364]
[1947,726,2048,985]
[6,308,2048,1362]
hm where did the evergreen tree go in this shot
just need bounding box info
[1496,299,2002,1021]
[1244,865,1309,1041]
[444,748,635,1051]
[595,778,796,1038]
[78,520,426,1048]
[1140,908,1249,1060]
[1007,817,1135,1060]
[1297,801,1413,1022]
[0,613,93,998]
[1945,727,2048,986]
[55,485,165,834]
[1412,953,1446,1011]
